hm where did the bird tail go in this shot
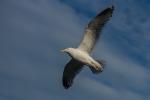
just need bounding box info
[89,60,106,74]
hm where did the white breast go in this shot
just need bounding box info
[70,49,94,65]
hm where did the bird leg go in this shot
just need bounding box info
[88,61,103,74]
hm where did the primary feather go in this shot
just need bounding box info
[78,6,114,53]
[62,59,83,89]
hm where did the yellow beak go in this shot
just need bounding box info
[60,49,65,52]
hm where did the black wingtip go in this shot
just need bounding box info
[106,5,114,10]
[105,5,115,13]
[110,5,115,10]
[97,5,114,17]
[62,77,72,89]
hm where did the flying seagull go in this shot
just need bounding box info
[61,6,114,89]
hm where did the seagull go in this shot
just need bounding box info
[61,6,114,89]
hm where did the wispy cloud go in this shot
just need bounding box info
[0,0,149,100]
[79,76,149,100]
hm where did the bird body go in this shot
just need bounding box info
[61,48,103,71]
[61,6,114,89]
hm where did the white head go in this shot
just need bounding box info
[60,48,74,54]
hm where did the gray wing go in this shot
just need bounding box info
[62,59,83,89]
[78,6,114,53]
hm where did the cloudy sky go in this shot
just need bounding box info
[0,0,150,100]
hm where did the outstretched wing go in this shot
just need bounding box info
[78,6,114,53]
[62,59,84,89]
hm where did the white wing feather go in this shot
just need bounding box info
[78,6,114,53]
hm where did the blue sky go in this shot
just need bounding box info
[0,0,150,100]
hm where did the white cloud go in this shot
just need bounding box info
[78,76,146,100]
[97,42,150,87]
[0,0,149,100]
